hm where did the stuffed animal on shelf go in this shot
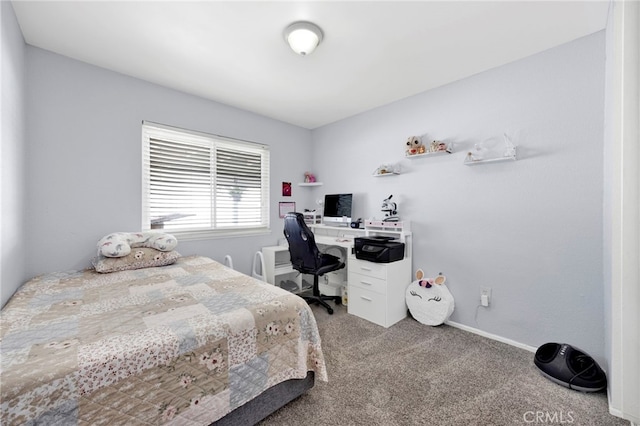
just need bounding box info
[436,141,449,152]
[374,164,400,176]
[375,164,392,175]
[405,136,424,156]
[405,269,454,326]
[304,172,316,183]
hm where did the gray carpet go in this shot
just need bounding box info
[260,304,628,426]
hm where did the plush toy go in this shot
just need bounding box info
[374,164,401,176]
[405,269,454,326]
[375,164,392,175]
[436,141,449,152]
[97,231,178,258]
[304,172,316,183]
[405,136,423,156]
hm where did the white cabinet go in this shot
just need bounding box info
[262,246,305,293]
[347,256,412,328]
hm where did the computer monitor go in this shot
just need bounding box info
[323,193,352,226]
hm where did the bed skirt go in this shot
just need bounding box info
[213,371,314,425]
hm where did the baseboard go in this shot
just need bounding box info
[609,406,624,418]
[444,320,538,353]
[609,405,640,425]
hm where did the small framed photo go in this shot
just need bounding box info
[282,182,292,197]
[279,202,296,218]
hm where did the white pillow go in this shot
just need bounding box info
[97,232,178,258]
[92,248,181,273]
[406,280,455,326]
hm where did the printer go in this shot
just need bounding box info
[354,236,405,263]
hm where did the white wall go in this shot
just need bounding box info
[24,47,313,282]
[312,32,606,361]
[1,2,27,308]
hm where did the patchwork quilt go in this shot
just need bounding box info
[0,256,327,425]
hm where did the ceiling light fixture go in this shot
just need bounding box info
[284,21,323,56]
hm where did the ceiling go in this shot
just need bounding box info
[12,1,609,129]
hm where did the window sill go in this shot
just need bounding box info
[149,227,271,242]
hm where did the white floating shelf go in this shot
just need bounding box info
[298,182,323,186]
[464,147,517,166]
[463,155,516,166]
[464,134,517,166]
[405,150,452,159]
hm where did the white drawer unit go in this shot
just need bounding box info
[348,273,387,295]
[347,257,411,328]
[349,260,389,281]
[348,285,387,325]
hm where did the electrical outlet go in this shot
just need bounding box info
[480,287,492,307]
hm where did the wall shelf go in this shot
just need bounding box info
[373,162,400,176]
[406,140,452,159]
[298,182,323,186]
[463,151,517,166]
[463,134,517,166]
[405,150,451,159]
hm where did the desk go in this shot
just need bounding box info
[262,238,350,297]
[263,222,412,327]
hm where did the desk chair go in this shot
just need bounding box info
[283,212,345,314]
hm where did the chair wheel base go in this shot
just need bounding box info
[303,295,336,315]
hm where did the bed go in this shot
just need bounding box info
[0,255,327,425]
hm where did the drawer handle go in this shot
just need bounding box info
[360,266,372,271]
[360,281,373,286]
[360,296,372,302]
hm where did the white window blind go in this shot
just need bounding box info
[142,122,270,238]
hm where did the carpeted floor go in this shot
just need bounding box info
[260,304,628,426]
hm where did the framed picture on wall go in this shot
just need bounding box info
[282,182,292,196]
[279,202,296,218]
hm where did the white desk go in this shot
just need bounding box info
[263,222,412,327]
[310,222,412,259]
[262,237,351,297]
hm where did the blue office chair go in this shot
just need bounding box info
[283,212,345,314]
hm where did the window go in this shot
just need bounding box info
[142,122,270,239]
